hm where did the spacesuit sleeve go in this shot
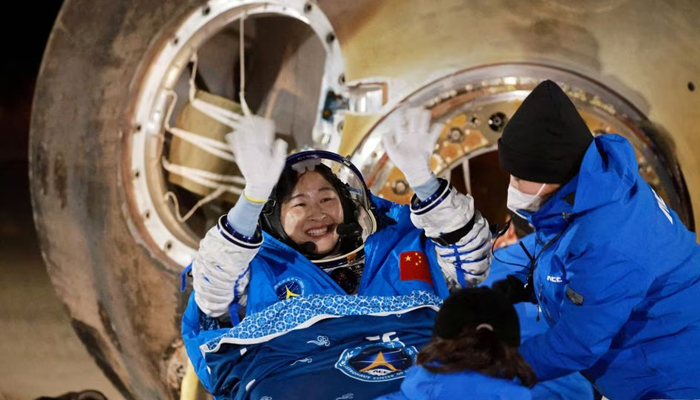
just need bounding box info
[519,245,654,380]
[191,215,263,317]
[409,178,493,287]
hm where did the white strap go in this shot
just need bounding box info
[162,158,245,188]
[239,13,252,117]
[162,159,244,222]
[167,125,236,162]
[187,53,242,128]
[158,35,258,223]
[190,97,241,128]
[165,187,227,223]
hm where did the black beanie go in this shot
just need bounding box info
[498,80,593,184]
[434,287,520,348]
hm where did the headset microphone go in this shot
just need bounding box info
[337,222,363,253]
[299,242,317,254]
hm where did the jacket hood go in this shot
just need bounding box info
[530,134,638,228]
[573,134,638,213]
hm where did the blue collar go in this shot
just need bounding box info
[524,174,578,235]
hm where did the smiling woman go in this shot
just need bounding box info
[258,151,376,262]
[255,152,378,296]
[182,111,495,399]
[280,171,345,255]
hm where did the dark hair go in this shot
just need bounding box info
[274,163,346,206]
[417,327,537,387]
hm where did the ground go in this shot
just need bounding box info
[0,161,123,400]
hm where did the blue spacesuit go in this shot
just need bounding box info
[183,147,493,399]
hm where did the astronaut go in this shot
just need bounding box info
[182,108,493,399]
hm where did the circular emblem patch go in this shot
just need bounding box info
[274,277,305,301]
[335,341,417,382]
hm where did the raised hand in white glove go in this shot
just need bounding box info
[192,221,258,317]
[225,115,288,203]
[381,107,444,188]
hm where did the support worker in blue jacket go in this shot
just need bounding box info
[492,79,700,400]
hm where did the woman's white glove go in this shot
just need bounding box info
[225,115,288,202]
[381,107,444,187]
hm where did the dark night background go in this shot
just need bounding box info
[0,2,123,399]
[1,2,63,163]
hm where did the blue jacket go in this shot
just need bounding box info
[182,196,451,399]
[374,366,532,400]
[516,134,700,399]
[485,238,594,400]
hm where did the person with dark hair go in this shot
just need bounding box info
[181,108,493,399]
[376,287,535,399]
[492,80,700,399]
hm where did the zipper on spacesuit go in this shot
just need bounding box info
[536,304,541,322]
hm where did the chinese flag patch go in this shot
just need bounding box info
[399,251,433,285]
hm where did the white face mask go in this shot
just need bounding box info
[507,183,547,216]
